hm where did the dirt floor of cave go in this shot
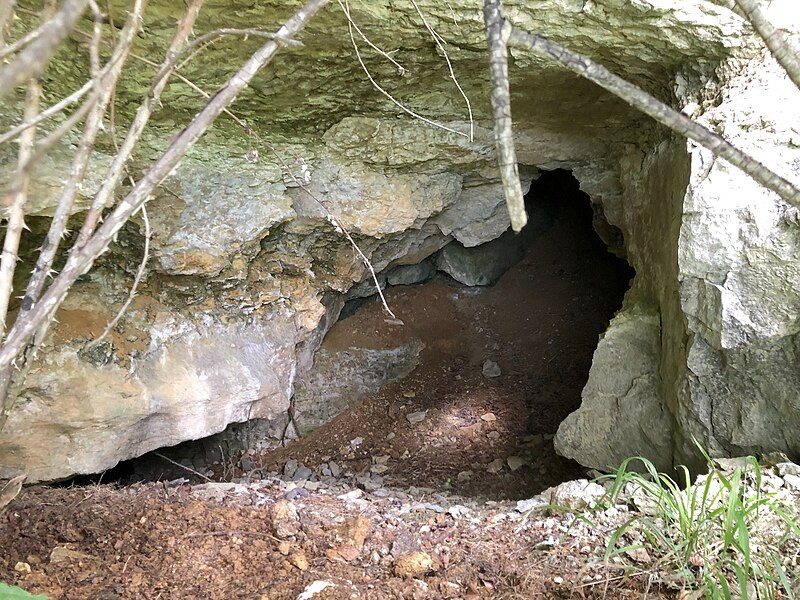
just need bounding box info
[0,184,639,598]
[248,185,632,500]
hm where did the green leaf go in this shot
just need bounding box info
[0,583,48,600]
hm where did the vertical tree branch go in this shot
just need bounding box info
[0,81,41,337]
[0,0,330,430]
[505,27,800,208]
[21,0,146,311]
[733,0,800,92]
[72,0,204,249]
[483,0,527,232]
[0,0,89,98]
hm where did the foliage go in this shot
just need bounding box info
[0,582,48,599]
[596,450,800,599]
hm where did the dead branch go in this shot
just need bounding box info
[505,26,800,208]
[408,0,474,141]
[0,81,41,338]
[22,0,146,310]
[0,79,93,147]
[0,0,331,430]
[339,0,469,140]
[483,0,527,232]
[91,204,150,347]
[733,0,800,91]
[0,0,89,99]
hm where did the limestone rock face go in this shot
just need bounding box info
[555,308,673,472]
[673,50,800,465]
[3,0,790,481]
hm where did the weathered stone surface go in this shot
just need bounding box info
[555,307,673,472]
[671,49,800,465]
[436,230,529,286]
[293,341,423,435]
[386,261,435,286]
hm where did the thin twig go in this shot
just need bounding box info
[339,0,468,140]
[409,0,473,142]
[0,79,94,147]
[0,0,89,99]
[89,204,150,347]
[153,452,213,482]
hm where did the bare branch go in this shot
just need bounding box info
[0,81,41,338]
[0,0,331,428]
[483,0,527,232]
[339,0,469,140]
[506,26,800,208]
[409,0,473,142]
[0,0,89,99]
[0,79,93,147]
[22,0,146,310]
[733,0,800,91]
[90,204,150,346]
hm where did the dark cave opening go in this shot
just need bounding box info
[62,169,633,500]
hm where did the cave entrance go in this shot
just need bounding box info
[77,169,632,501]
[257,168,633,500]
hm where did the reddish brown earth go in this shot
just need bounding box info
[2,481,665,599]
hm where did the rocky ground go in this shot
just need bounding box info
[3,459,800,599]
[0,475,671,599]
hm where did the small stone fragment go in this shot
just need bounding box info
[289,551,309,571]
[480,412,497,422]
[328,461,341,477]
[406,410,428,424]
[507,456,525,471]
[277,541,292,556]
[14,561,31,573]
[482,360,501,378]
[297,581,335,600]
[402,390,416,398]
[486,458,504,474]
[394,551,433,578]
[292,466,313,481]
[457,470,472,482]
[283,459,298,479]
[339,515,371,549]
[271,499,300,538]
[50,546,92,564]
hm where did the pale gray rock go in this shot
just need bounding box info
[386,260,435,286]
[293,341,423,435]
[436,231,528,287]
[482,360,502,379]
[555,307,673,472]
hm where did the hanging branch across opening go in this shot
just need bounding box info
[481,0,800,219]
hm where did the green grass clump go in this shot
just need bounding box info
[597,450,800,599]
